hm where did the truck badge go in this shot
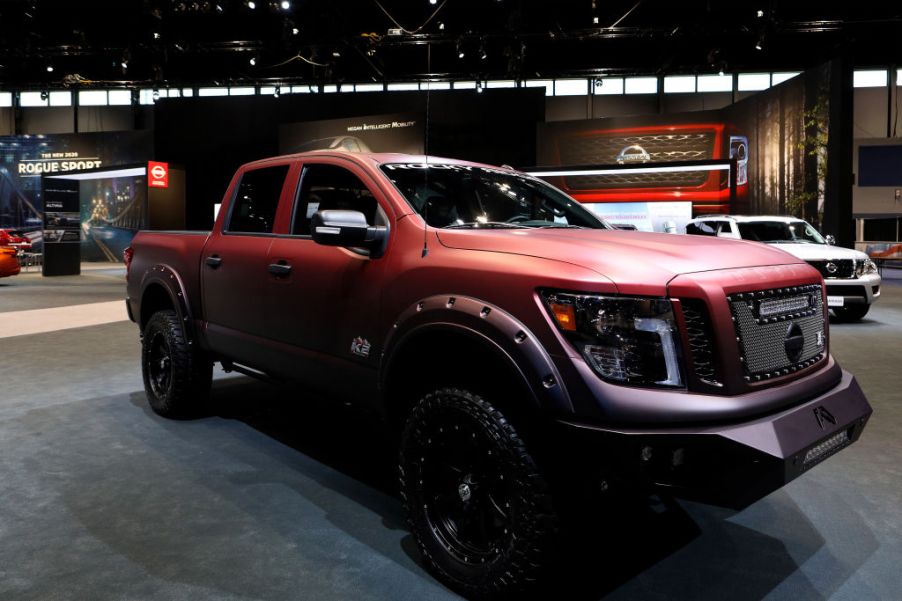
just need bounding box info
[350,337,371,358]
[615,144,651,164]
[825,262,838,275]
[813,406,837,430]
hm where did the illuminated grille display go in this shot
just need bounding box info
[559,132,716,190]
[758,295,813,318]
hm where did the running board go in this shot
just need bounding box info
[220,360,278,384]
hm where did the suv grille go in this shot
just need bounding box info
[728,284,826,381]
[680,299,721,386]
[806,259,856,279]
[559,132,715,190]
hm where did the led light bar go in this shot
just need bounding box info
[758,295,812,317]
[803,430,849,466]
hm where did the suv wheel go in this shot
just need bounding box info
[832,304,870,322]
[400,388,558,598]
[141,310,213,418]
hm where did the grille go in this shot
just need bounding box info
[560,132,715,190]
[680,299,720,386]
[728,284,827,381]
[807,259,856,279]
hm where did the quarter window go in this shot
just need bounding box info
[226,165,289,234]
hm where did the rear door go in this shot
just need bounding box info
[202,162,295,364]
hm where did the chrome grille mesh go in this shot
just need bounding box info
[728,284,826,381]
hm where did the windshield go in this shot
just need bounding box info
[380,163,611,229]
[737,220,826,244]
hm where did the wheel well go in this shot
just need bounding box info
[382,327,535,435]
[140,284,175,330]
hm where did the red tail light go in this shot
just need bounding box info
[123,246,134,276]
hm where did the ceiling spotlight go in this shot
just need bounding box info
[121,60,128,71]
[249,57,257,65]
[429,0,437,4]
[456,40,464,59]
[480,45,487,60]
[152,88,160,101]
[438,21,445,30]
[476,81,483,93]
[153,32,161,39]
[281,0,290,9]
[755,39,763,50]
[332,51,341,57]
[292,27,299,35]
[274,85,281,97]
[247,1,255,8]
[215,4,223,12]
[46,65,54,72]
[593,16,599,24]
[40,90,48,101]
[756,9,764,17]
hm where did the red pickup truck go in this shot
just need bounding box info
[126,151,871,598]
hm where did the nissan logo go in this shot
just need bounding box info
[784,322,805,363]
[616,144,651,164]
[825,262,838,275]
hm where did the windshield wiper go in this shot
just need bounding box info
[444,221,530,229]
[538,224,585,229]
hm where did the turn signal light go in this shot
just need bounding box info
[549,302,577,331]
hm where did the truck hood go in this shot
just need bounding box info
[437,228,807,292]
[761,241,869,262]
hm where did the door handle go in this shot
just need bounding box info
[205,255,222,268]
[268,262,292,276]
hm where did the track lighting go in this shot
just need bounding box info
[249,57,257,66]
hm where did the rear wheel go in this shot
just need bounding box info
[400,388,558,599]
[142,310,212,418]
[832,304,870,322]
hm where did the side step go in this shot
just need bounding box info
[219,360,278,384]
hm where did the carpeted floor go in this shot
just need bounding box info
[0,266,900,600]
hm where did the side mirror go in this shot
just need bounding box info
[311,210,387,256]
[825,235,835,246]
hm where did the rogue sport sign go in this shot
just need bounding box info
[148,161,169,188]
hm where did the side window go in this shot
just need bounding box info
[292,164,382,236]
[226,165,289,234]
[686,221,717,236]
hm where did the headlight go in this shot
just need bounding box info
[856,258,878,277]
[541,291,684,388]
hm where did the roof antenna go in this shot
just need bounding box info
[421,77,431,258]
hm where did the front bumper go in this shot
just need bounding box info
[824,273,881,306]
[555,369,871,509]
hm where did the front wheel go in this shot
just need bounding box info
[141,309,212,418]
[400,388,558,599]
[832,304,870,322]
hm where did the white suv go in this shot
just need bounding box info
[685,215,880,321]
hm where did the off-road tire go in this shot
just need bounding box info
[141,310,213,418]
[399,388,558,599]
[832,304,870,322]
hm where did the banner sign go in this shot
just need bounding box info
[148,161,169,188]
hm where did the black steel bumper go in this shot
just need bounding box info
[555,369,872,509]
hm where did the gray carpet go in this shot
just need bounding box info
[1,269,900,600]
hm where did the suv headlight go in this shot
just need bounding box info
[541,291,684,388]
[856,258,878,277]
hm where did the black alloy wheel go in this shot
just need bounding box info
[141,309,212,418]
[400,388,558,598]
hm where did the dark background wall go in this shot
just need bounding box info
[153,88,545,230]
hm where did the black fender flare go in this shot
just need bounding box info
[380,294,572,413]
[138,263,196,344]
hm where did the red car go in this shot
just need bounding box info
[126,152,869,598]
[0,245,20,278]
[0,229,33,254]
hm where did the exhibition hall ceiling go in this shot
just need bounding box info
[0,1,899,88]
